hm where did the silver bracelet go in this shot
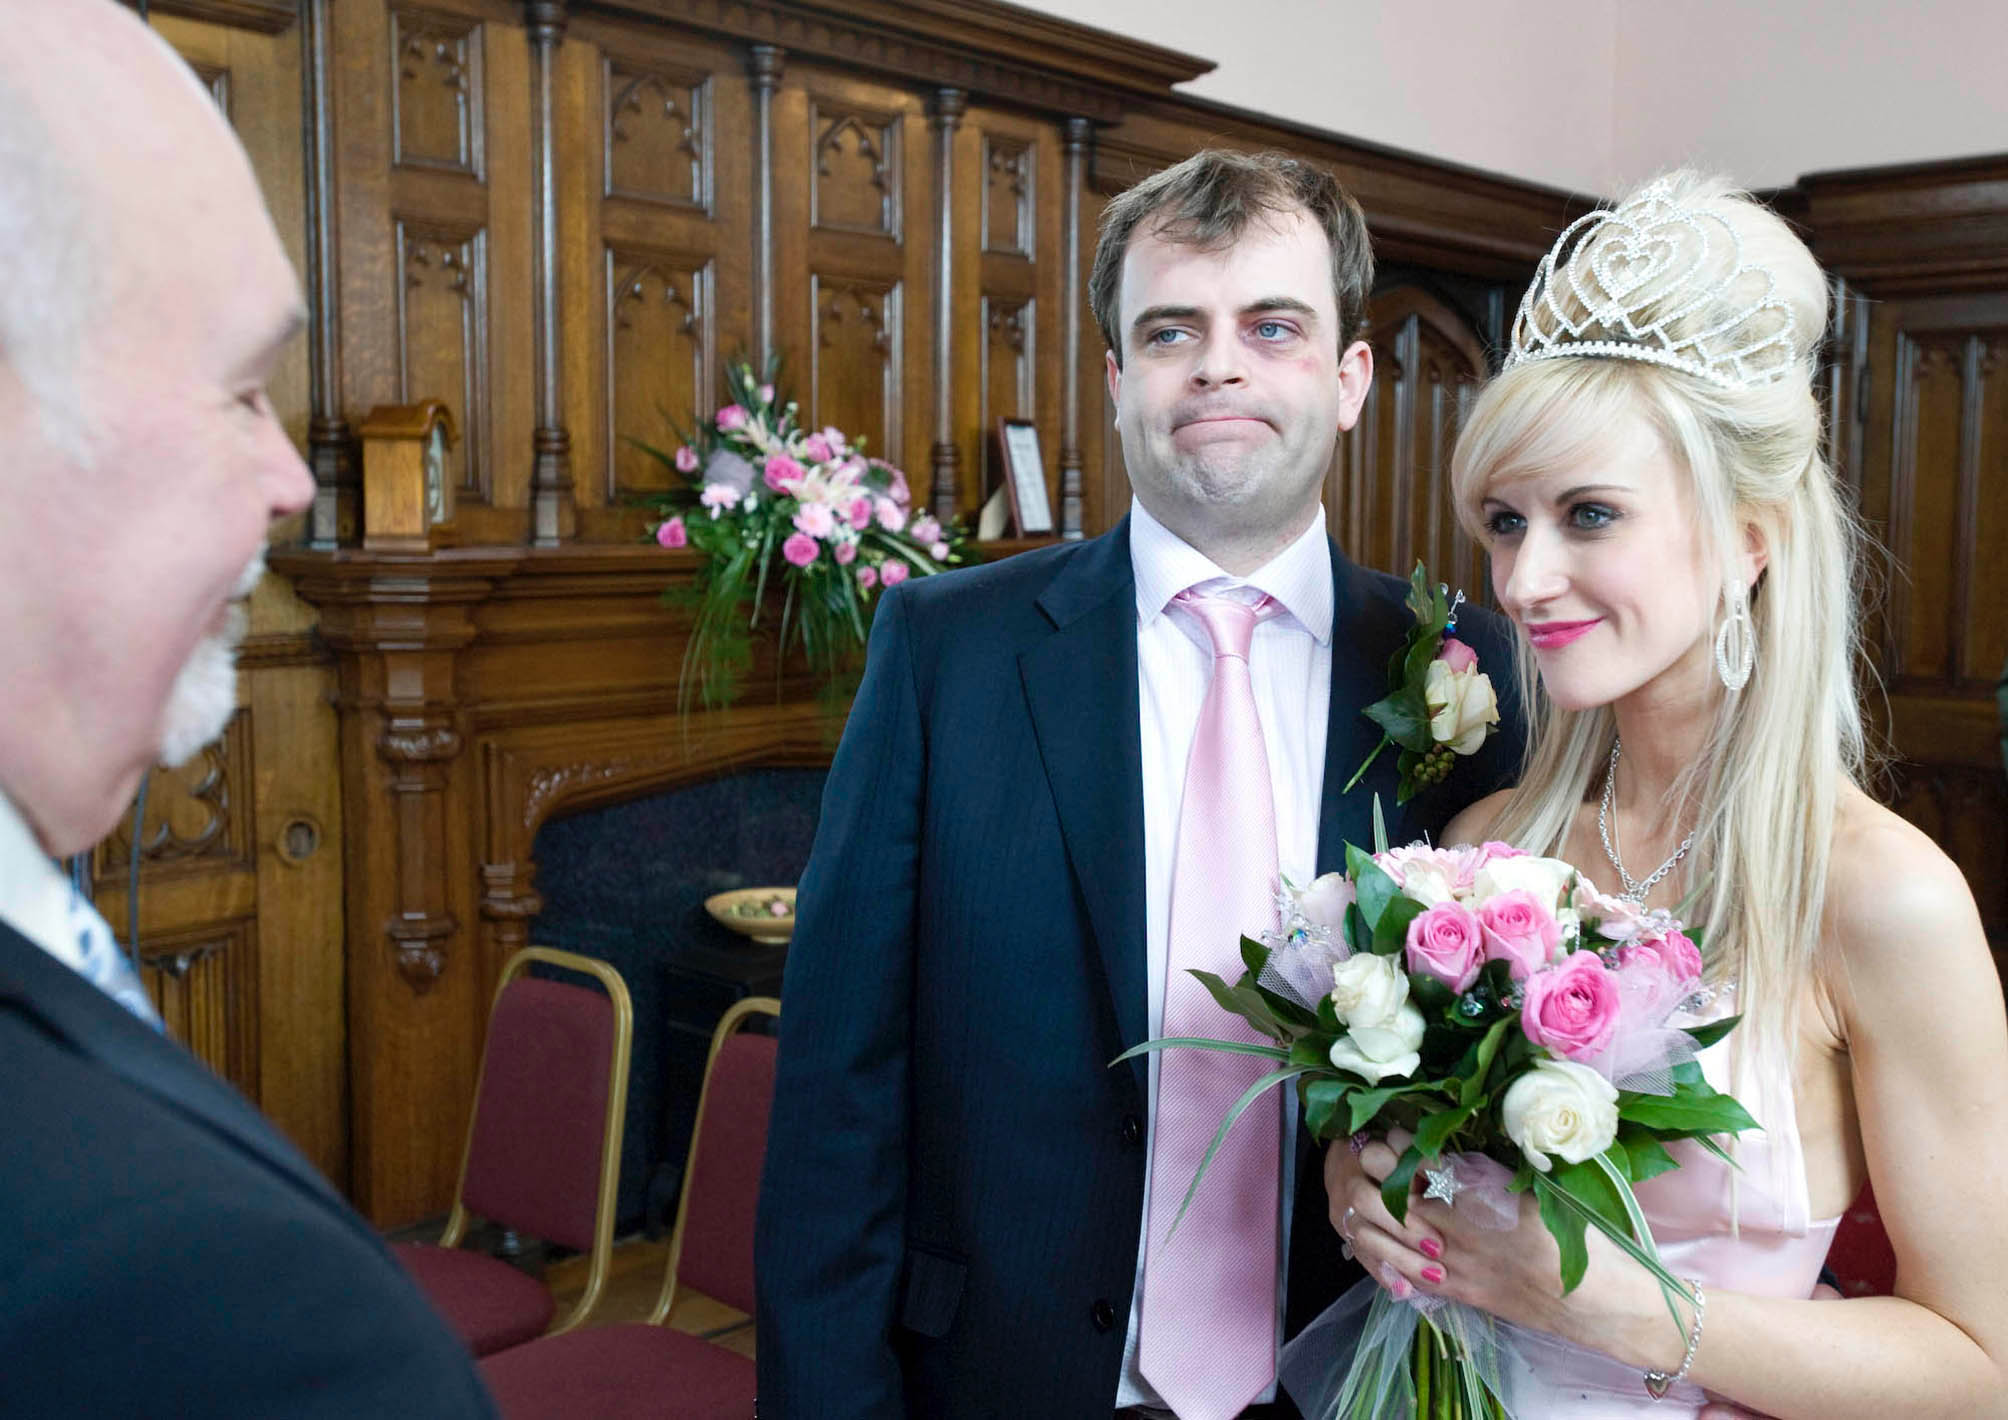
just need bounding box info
[1643,1278,1706,1401]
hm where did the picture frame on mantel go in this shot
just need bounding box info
[997,418,1054,537]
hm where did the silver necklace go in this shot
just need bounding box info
[1598,737,1694,904]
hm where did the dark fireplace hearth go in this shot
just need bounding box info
[530,766,826,1234]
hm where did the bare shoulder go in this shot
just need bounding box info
[1441,788,1516,848]
[1825,782,1988,987]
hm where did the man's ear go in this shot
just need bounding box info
[1105,347,1122,414]
[1334,339,1373,432]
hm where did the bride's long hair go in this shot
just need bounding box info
[1450,172,1872,1057]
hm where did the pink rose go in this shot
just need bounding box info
[716,404,748,431]
[910,515,942,545]
[700,483,740,512]
[803,433,834,463]
[757,383,776,403]
[880,559,909,586]
[883,465,911,504]
[674,445,699,473]
[655,516,687,549]
[781,532,819,567]
[874,496,907,533]
[794,502,836,539]
[1618,929,1703,987]
[765,454,805,493]
[1439,636,1478,673]
[834,539,857,565]
[1405,901,1487,993]
[930,541,950,560]
[847,496,874,530]
[1522,951,1622,1060]
[1478,889,1562,980]
[855,565,879,590]
[1475,840,1526,864]
[821,426,849,455]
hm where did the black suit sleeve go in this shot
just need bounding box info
[755,586,927,1418]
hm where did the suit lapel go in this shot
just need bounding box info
[0,920,355,1219]
[1316,545,1414,873]
[1018,522,1150,1098]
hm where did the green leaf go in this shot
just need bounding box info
[1289,1036,1332,1069]
[1253,983,1321,1032]
[1356,860,1400,933]
[1533,1170,1690,1306]
[1381,1143,1425,1224]
[1551,1156,1631,1234]
[1365,687,1433,750]
[1680,1013,1743,1051]
[1616,1085,1759,1135]
[1534,1173,1591,1292]
[1620,1131,1681,1185]
[1303,1077,1349,1139]
[1413,1102,1476,1161]
[1345,841,1377,882]
[1372,894,1426,956]
[1458,1016,1515,1109]
[1239,934,1274,979]
[1409,971,1456,1019]
[1346,1082,1413,1136]
[1108,1036,1292,1067]
[1371,796,1390,855]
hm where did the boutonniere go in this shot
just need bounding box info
[1343,562,1501,803]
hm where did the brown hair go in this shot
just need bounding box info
[1088,148,1373,367]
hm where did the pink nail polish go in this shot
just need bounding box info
[1421,1264,1445,1285]
[1418,1237,1442,1261]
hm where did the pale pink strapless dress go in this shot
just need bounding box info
[1497,1022,1843,1416]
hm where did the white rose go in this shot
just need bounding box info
[1501,1059,1619,1173]
[1329,1001,1426,1083]
[1296,872,1356,929]
[1473,855,1578,913]
[1328,952,1409,1031]
[1425,660,1500,755]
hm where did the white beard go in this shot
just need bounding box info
[157,548,265,767]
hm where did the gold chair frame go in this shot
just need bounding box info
[648,993,780,1326]
[437,945,635,1337]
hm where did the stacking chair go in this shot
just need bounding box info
[479,996,779,1419]
[394,947,634,1356]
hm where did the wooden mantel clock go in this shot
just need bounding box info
[359,400,458,553]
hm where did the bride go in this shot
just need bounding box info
[1324,172,2008,1418]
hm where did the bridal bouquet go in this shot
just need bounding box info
[1122,809,1755,1419]
[638,362,973,709]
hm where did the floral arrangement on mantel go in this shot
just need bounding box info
[639,362,974,710]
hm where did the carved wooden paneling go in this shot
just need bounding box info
[1335,286,1490,599]
[607,248,713,495]
[141,919,261,1098]
[811,104,900,237]
[984,135,1033,257]
[391,7,484,177]
[604,60,710,210]
[189,59,232,117]
[395,220,489,500]
[979,295,1033,494]
[96,713,254,878]
[811,275,902,464]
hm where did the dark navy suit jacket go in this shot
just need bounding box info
[755,518,1523,1418]
[0,919,495,1417]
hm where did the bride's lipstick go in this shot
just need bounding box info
[1524,618,1601,650]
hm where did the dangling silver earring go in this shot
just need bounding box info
[1714,593,1755,691]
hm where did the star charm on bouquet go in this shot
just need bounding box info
[1421,1159,1465,1207]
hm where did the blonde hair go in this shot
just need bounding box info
[1450,172,1871,1057]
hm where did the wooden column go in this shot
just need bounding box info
[928,87,966,522]
[748,44,783,372]
[527,1,575,545]
[300,0,352,547]
[1059,116,1091,539]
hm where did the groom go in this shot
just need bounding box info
[755,149,1524,1418]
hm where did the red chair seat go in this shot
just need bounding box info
[393,1241,555,1356]
[479,1323,756,1419]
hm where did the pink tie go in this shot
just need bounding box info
[1140,590,1283,1420]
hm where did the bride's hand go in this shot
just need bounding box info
[1326,1134,1686,1367]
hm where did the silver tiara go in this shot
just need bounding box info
[1505,179,1798,391]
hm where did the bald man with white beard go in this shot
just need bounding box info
[0,2,493,1412]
